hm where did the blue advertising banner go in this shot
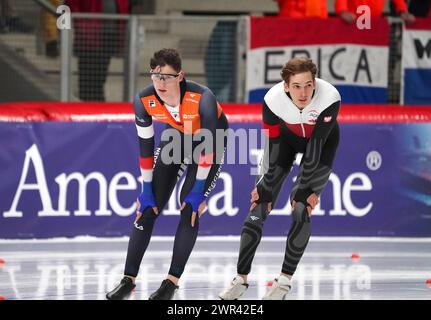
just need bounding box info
[1,121,430,238]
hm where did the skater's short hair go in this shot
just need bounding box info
[150,48,182,72]
[281,57,317,84]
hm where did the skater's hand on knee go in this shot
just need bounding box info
[251,202,271,213]
[250,188,259,210]
[194,200,207,226]
[250,188,272,213]
[267,202,272,213]
[135,198,158,219]
[305,193,319,217]
[134,207,142,223]
[250,187,259,204]
[291,200,305,215]
[135,202,158,222]
[181,199,206,227]
[292,197,316,217]
[137,184,158,216]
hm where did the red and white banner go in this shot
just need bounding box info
[246,17,390,104]
[401,18,431,105]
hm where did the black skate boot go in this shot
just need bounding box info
[148,279,179,300]
[106,276,136,300]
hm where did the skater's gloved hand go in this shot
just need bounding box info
[292,187,313,205]
[256,181,273,203]
[292,190,319,217]
[136,182,158,218]
[250,187,272,213]
[181,180,207,227]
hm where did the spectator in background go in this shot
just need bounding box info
[335,0,416,24]
[65,0,129,101]
[41,0,62,58]
[408,0,431,17]
[274,0,328,18]
[0,0,33,33]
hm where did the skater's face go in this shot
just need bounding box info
[284,72,315,109]
[150,64,183,99]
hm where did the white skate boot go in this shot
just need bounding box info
[219,275,249,300]
[262,275,292,300]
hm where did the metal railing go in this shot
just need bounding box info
[0,11,408,104]
[58,14,244,103]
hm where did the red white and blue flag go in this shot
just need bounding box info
[246,17,390,103]
[401,19,431,105]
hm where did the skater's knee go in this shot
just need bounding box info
[134,207,158,227]
[179,204,194,222]
[291,202,310,223]
[244,203,268,226]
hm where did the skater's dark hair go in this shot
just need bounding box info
[150,48,182,72]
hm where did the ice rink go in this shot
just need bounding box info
[1,236,430,300]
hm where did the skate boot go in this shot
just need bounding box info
[219,275,249,300]
[106,276,136,300]
[149,279,179,300]
[262,275,292,300]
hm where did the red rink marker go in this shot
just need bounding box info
[0,258,4,267]
[426,279,431,288]
[0,296,5,300]
[351,253,360,261]
[267,281,273,287]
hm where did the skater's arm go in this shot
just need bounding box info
[255,101,281,204]
[194,89,218,184]
[182,89,218,218]
[291,101,340,204]
[133,93,157,214]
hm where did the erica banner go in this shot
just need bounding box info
[246,17,390,104]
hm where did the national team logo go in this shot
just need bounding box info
[308,110,319,119]
[148,100,156,108]
[324,116,332,122]
[308,110,319,124]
